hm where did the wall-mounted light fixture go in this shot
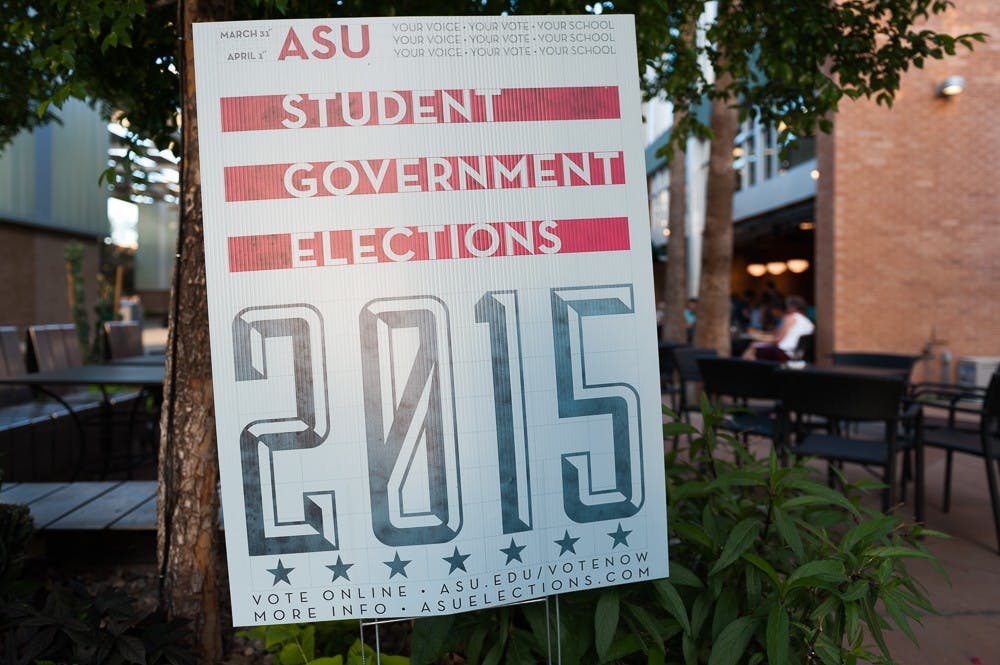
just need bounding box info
[747,263,767,277]
[937,76,966,98]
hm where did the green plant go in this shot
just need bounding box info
[64,241,91,358]
[408,399,942,664]
[240,621,410,665]
[0,581,195,665]
[0,503,34,599]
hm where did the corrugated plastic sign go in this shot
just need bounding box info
[193,14,668,626]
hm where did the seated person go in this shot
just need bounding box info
[742,295,815,362]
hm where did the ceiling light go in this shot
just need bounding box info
[799,221,815,231]
[787,259,810,273]
[746,263,767,277]
[766,262,787,275]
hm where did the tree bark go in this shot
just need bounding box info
[661,112,688,344]
[694,80,739,356]
[156,1,231,662]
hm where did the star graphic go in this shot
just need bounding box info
[267,558,294,585]
[442,547,471,574]
[554,530,580,556]
[607,523,632,549]
[500,538,526,565]
[326,555,354,582]
[384,552,412,579]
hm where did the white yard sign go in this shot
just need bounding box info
[193,15,668,626]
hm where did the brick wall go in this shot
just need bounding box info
[0,224,100,334]
[816,0,1000,380]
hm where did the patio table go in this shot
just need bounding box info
[0,365,165,478]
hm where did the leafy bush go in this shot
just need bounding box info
[0,578,195,665]
[407,400,942,664]
[240,622,410,665]
[0,503,34,599]
[0,501,194,665]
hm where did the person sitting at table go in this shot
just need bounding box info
[742,295,815,362]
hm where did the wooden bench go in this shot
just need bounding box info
[0,480,156,530]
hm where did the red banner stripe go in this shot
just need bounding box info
[224,152,626,203]
[228,217,630,272]
[220,86,620,132]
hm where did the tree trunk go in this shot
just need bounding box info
[694,80,738,356]
[156,1,230,662]
[661,113,688,344]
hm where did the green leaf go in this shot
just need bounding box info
[116,635,146,664]
[786,560,845,590]
[840,580,870,602]
[301,625,315,661]
[709,518,759,576]
[653,580,692,634]
[883,589,918,643]
[674,522,714,549]
[711,588,739,640]
[840,514,898,553]
[865,545,933,560]
[666,562,704,588]
[481,638,505,665]
[625,603,667,648]
[264,625,298,649]
[782,478,860,516]
[595,590,621,660]
[682,633,699,665]
[707,617,756,665]
[742,553,780,589]
[309,658,344,665]
[766,604,789,665]
[409,616,454,665]
[771,506,804,560]
[279,642,306,665]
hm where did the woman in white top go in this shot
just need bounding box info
[742,296,815,362]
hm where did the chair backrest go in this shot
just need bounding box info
[796,333,816,363]
[104,321,144,359]
[658,341,689,377]
[830,352,920,373]
[672,346,718,382]
[776,368,905,422]
[27,324,84,372]
[698,357,780,401]
[983,371,1000,433]
[0,326,32,405]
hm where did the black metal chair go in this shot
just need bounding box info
[697,357,780,442]
[921,372,1000,553]
[658,341,688,411]
[776,368,922,517]
[670,346,718,420]
[795,333,815,363]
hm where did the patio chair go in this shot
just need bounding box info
[921,372,1000,553]
[103,321,144,359]
[658,341,688,411]
[27,324,143,479]
[795,333,815,363]
[697,357,780,442]
[0,326,92,479]
[671,346,718,421]
[776,367,922,517]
